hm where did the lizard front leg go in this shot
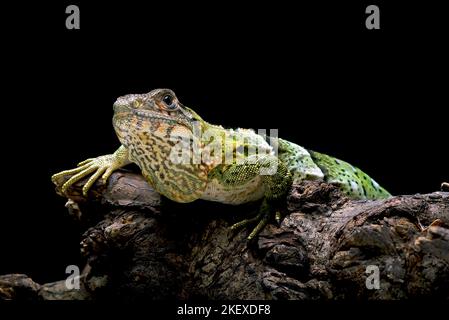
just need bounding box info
[222,155,293,240]
[51,145,131,196]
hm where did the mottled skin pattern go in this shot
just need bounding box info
[52,89,390,239]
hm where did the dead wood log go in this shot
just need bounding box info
[1,171,448,300]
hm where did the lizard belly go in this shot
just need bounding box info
[200,177,265,205]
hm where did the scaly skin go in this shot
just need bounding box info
[52,89,390,239]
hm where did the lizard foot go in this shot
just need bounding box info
[51,155,123,196]
[230,200,279,240]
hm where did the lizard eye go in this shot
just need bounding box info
[162,94,177,110]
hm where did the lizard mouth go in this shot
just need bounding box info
[113,103,177,123]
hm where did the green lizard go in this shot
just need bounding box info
[52,89,391,239]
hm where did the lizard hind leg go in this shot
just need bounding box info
[223,154,292,240]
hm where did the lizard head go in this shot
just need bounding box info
[112,88,205,146]
[112,89,211,203]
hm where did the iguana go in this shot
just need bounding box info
[52,89,391,239]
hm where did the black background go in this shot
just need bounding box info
[1,1,447,284]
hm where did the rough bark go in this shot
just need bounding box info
[1,171,448,300]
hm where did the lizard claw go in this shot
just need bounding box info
[230,212,263,231]
[247,211,271,240]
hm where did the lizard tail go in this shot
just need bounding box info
[308,150,391,200]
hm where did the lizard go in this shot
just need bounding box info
[52,88,391,239]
